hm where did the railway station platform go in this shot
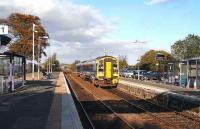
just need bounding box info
[119,78,200,98]
[0,72,83,129]
[56,72,83,129]
[119,78,200,114]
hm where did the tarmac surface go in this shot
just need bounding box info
[0,73,60,129]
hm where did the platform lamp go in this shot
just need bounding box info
[32,23,38,80]
[38,36,49,80]
[46,57,49,74]
[137,58,140,80]
[179,62,185,87]
[168,62,174,84]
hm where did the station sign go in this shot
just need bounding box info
[155,53,164,61]
[0,25,11,47]
[0,25,9,35]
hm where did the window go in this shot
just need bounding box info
[113,63,118,73]
[98,61,104,73]
[0,56,9,76]
[14,56,23,81]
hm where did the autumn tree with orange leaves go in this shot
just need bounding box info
[0,13,49,60]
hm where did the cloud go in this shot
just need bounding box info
[0,0,147,64]
[145,0,171,5]
[0,0,115,42]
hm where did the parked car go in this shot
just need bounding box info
[145,71,160,80]
[133,70,147,79]
[120,68,128,77]
[142,71,169,81]
[120,70,126,77]
[123,70,134,78]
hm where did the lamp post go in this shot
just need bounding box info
[156,62,159,80]
[32,23,36,80]
[137,59,140,80]
[179,62,185,87]
[51,56,53,73]
[168,62,174,84]
[132,40,147,80]
[52,64,56,72]
[37,36,48,80]
[49,56,51,74]
[50,54,52,73]
[46,58,49,74]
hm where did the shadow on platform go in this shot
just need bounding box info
[0,80,61,129]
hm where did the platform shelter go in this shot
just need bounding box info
[0,52,26,93]
[180,57,200,89]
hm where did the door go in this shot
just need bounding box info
[105,62,112,78]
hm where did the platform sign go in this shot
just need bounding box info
[0,25,11,46]
[0,25,9,35]
[155,53,164,61]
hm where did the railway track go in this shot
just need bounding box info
[66,73,200,129]
[65,74,134,129]
[66,73,176,129]
[107,88,200,129]
[116,85,200,121]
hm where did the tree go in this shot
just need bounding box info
[171,34,200,60]
[43,53,60,71]
[118,55,128,70]
[139,50,174,72]
[1,13,49,59]
[52,60,60,71]
[70,60,80,72]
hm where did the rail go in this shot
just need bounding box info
[117,85,200,122]
[108,88,200,129]
[65,73,135,129]
[70,72,200,129]
[109,89,179,129]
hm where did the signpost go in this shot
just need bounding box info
[0,25,10,47]
[0,25,9,35]
[155,53,165,81]
[155,53,164,61]
[0,25,11,92]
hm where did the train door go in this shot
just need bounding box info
[105,62,112,78]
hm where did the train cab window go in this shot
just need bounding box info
[98,62,104,72]
[113,63,118,73]
[98,68,103,72]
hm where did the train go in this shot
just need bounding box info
[76,55,119,87]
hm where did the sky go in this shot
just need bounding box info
[0,0,200,64]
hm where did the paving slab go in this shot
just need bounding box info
[0,72,83,129]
